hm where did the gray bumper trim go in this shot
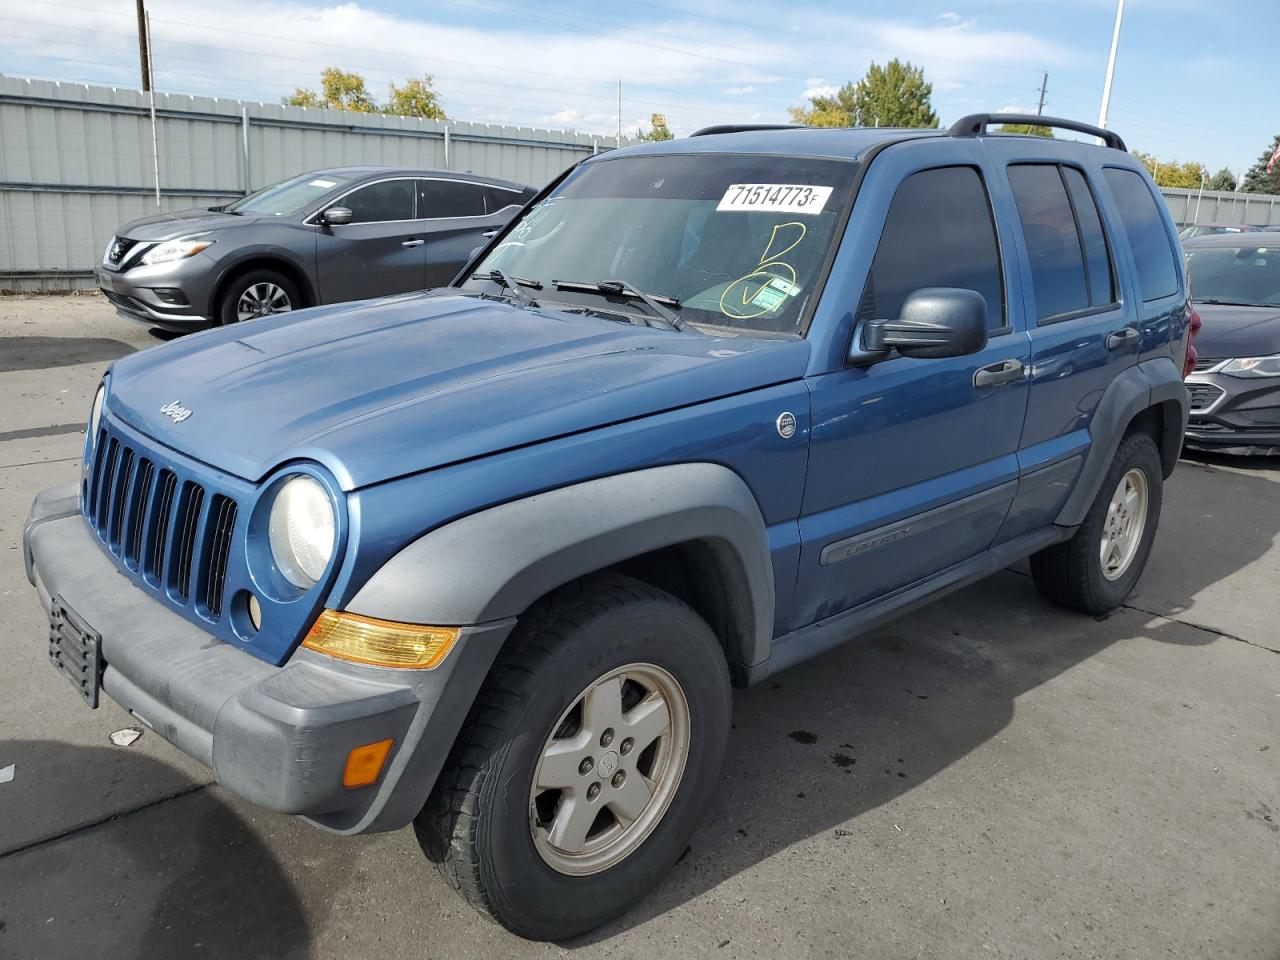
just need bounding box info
[24,492,514,834]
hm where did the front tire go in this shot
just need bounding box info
[417,573,731,941]
[216,268,300,325]
[1030,430,1163,614]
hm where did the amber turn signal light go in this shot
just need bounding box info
[302,610,459,669]
[343,738,394,789]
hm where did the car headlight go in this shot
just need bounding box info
[88,382,106,447]
[139,234,215,266]
[1221,354,1280,378]
[268,475,336,589]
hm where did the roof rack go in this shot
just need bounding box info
[690,123,803,137]
[948,113,1126,152]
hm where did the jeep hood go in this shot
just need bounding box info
[105,292,809,489]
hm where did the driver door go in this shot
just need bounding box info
[315,177,428,302]
[788,160,1031,630]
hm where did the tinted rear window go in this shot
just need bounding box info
[1103,168,1179,301]
[1008,165,1091,321]
[419,180,487,218]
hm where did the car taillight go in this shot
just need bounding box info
[1182,307,1202,379]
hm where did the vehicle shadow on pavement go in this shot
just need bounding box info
[578,464,1280,944]
[0,336,135,374]
[0,740,315,960]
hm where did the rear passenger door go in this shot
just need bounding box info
[995,160,1135,542]
[791,158,1030,630]
[419,179,524,287]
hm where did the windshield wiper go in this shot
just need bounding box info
[552,279,694,333]
[1196,298,1257,307]
[472,268,541,308]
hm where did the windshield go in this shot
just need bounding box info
[225,172,353,216]
[1186,245,1280,307]
[466,154,858,336]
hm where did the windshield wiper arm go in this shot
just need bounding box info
[472,268,541,307]
[1196,298,1256,306]
[552,279,695,332]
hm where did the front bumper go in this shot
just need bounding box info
[24,485,513,835]
[1184,371,1280,455]
[96,260,214,328]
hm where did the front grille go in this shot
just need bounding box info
[1187,382,1225,414]
[1192,357,1221,373]
[105,235,138,267]
[83,427,238,622]
[101,289,145,315]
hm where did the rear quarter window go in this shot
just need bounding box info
[1103,168,1180,302]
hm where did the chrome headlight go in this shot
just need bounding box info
[139,234,215,266]
[88,382,106,447]
[1221,354,1280,378]
[268,475,336,589]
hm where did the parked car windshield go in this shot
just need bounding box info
[1186,245,1280,306]
[467,154,858,336]
[225,172,353,216]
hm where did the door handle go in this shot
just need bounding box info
[401,239,425,247]
[1105,327,1139,350]
[973,358,1024,388]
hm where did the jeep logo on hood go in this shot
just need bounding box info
[160,400,193,423]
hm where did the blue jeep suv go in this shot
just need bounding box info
[24,114,1193,940]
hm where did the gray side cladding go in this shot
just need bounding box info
[346,462,777,669]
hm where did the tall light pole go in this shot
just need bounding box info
[1097,0,1125,131]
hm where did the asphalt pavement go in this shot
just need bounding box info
[1,294,1276,960]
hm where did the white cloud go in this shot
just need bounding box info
[722,85,756,95]
[802,85,839,100]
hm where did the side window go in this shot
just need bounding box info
[1061,167,1116,308]
[862,166,1005,332]
[418,180,487,219]
[1008,165,1094,322]
[482,186,522,214]
[1103,167,1179,302]
[342,179,416,223]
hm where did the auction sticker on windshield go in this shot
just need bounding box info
[717,184,833,215]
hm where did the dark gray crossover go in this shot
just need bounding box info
[95,167,535,330]
[1183,234,1280,454]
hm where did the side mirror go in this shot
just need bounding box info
[854,287,988,363]
[321,206,353,226]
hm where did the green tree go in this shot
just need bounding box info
[636,112,673,141]
[790,59,938,129]
[998,122,1054,138]
[1133,151,1207,189]
[1241,134,1280,195]
[1206,167,1238,192]
[285,67,378,113]
[385,75,447,120]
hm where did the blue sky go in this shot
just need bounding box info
[0,0,1273,178]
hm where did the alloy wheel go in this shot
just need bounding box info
[529,662,690,876]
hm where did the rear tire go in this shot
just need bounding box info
[1030,430,1163,614]
[216,268,300,325]
[416,573,731,941]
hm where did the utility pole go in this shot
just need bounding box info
[616,80,622,149]
[145,11,160,206]
[1098,0,1124,131]
[1037,73,1048,116]
[135,0,151,92]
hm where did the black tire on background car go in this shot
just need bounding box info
[417,572,732,941]
[216,268,301,325]
[1030,430,1163,615]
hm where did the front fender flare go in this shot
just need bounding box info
[346,462,776,670]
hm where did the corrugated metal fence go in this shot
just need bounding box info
[4,74,1279,292]
[0,75,620,292]
[1159,186,1280,232]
